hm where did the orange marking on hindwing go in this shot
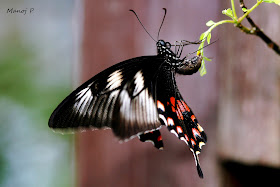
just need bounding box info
[170,97,176,112]
[197,123,204,132]
[191,115,196,122]
[185,134,189,141]
[157,100,165,112]
[192,128,201,139]
[177,100,190,112]
[176,126,183,134]
[176,109,184,120]
[191,138,196,146]
[181,100,190,112]
[167,117,175,126]
[157,135,162,142]
[170,97,175,106]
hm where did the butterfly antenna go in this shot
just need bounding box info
[157,8,167,40]
[129,9,156,42]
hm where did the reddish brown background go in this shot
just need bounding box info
[76,1,279,186]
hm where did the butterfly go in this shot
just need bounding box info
[49,9,207,178]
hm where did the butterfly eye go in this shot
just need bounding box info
[166,42,171,49]
[158,40,165,46]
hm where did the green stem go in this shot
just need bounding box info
[231,0,238,19]
[210,19,235,31]
[238,0,262,23]
[198,19,234,58]
[200,19,234,46]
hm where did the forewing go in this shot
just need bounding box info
[49,56,164,139]
[155,65,207,178]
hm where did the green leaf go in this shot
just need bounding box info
[222,8,234,19]
[199,59,207,76]
[200,32,205,41]
[206,20,215,27]
[203,56,212,61]
[242,7,248,12]
[200,30,211,42]
[207,33,211,44]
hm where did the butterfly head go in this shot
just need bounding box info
[156,40,177,62]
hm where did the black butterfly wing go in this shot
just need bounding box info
[138,129,164,149]
[155,64,207,178]
[49,56,165,139]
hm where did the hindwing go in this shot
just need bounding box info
[155,64,207,178]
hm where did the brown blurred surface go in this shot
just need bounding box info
[76,0,279,187]
[217,1,280,166]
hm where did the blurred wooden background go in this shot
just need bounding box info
[75,0,279,186]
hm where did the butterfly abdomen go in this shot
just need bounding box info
[176,55,202,75]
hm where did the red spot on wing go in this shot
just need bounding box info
[170,97,175,106]
[191,138,196,146]
[170,97,176,112]
[191,115,196,122]
[157,135,162,142]
[185,134,189,141]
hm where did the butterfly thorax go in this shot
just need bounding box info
[156,40,182,66]
[156,40,203,75]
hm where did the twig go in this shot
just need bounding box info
[239,0,280,55]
